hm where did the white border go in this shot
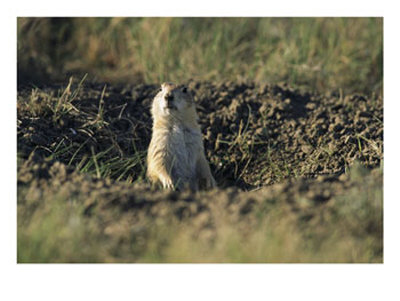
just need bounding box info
[2,1,399,300]
[11,0,384,16]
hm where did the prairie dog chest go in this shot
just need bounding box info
[168,125,201,171]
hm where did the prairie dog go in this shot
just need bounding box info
[147,82,216,191]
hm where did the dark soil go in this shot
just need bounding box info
[17,80,383,188]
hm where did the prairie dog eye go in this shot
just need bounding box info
[181,87,187,93]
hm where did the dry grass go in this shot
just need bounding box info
[18,17,382,95]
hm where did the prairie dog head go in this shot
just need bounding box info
[151,82,196,122]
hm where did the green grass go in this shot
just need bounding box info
[18,17,382,95]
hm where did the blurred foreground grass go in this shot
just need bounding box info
[17,161,382,263]
[18,17,382,95]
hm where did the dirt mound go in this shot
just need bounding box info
[17,80,383,188]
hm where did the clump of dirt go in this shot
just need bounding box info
[17,80,383,188]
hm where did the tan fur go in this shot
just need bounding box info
[147,82,216,191]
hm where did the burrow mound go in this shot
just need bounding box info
[17,80,383,189]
